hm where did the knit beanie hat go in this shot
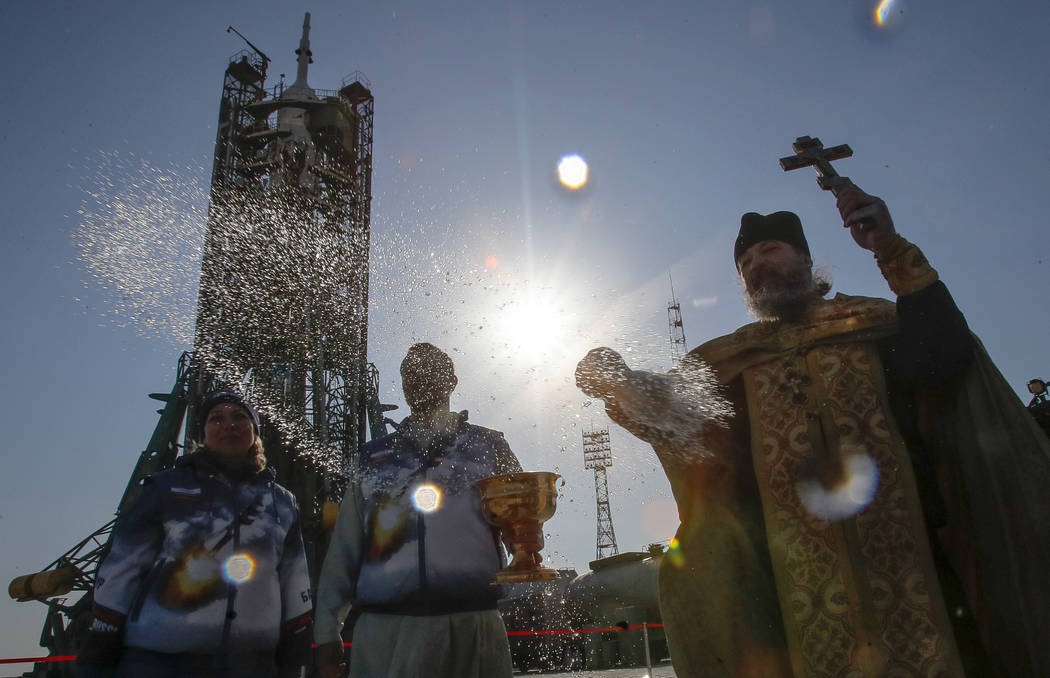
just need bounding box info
[197,390,261,440]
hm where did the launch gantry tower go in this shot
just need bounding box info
[193,13,377,570]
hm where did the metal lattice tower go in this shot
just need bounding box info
[193,14,375,571]
[668,274,687,367]
[583,428,619,559]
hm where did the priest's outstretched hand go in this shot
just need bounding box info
[576,347,731,450]
[836,184,897,255]
[575,347,629,400]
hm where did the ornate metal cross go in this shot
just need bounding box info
[779,136,855,196]
[780,135,879,226]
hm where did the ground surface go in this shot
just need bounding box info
[529,663,676,678]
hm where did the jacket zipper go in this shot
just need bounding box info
[417,462,429,611]
[219,519,240,650]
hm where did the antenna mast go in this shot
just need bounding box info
[667,274,687,367]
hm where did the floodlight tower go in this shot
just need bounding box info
[668,275,687,367]
[582,428,619,559]
[193,13,376,569]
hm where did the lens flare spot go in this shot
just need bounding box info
[413,484,442,513]
[557,153,589,189]
[748,6,774,41]
[223,554,256,583]
[666,536,685,568]
[874,0,896,26]
[797,453,879,521]
[485,255,499,270]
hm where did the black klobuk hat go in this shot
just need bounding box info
[734,211,810,264]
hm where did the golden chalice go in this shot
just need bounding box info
[476,471,561,584]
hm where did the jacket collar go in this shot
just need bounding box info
[176,449,274,484]
[396,410,469,458]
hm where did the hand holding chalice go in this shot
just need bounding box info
[475,471,561,584]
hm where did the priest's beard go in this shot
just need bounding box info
[744,265,830,321]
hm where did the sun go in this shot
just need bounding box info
[497,285,574,363]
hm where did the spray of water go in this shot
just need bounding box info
[73,151,208,346]
[73,153,710,552]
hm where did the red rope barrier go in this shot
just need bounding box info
[0,655,76,665]
[0,625,661,664]
[0,644,356,665]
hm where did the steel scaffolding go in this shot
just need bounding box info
[192,13,377,576]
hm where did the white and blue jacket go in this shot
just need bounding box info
[92,451,312,655]
[314,411,521,644]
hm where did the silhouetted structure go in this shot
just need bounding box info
[582,428,619,559]
[667,276,687,367]
[191,13,377,575]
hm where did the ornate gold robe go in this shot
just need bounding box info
[609,239,1050,677]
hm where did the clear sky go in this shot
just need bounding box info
[1,0,1048,663]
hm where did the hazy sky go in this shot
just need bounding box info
[2,0,1048,663]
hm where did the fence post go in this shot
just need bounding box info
[642,622,653,677]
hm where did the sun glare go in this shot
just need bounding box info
[497,286,573,362]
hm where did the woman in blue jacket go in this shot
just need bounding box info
[78,391,313,678]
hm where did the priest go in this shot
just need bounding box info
[576,185,1050,677]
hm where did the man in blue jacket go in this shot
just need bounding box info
[314,343,521,678]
